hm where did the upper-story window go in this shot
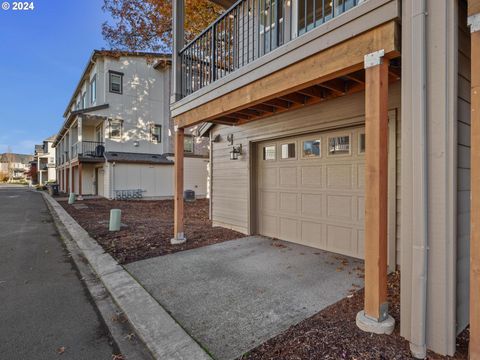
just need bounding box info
[184,135,194,154]
[150,124,162,144]
[109,71,123,94]
[298,0,357,35]
[109,119,123,140]
[90,75,97,104]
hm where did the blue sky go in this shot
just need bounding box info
[0,0,110,154]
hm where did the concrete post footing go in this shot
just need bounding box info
[356,310,395,335]
[171,236,187,245]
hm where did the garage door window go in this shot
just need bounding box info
[302,140,321,158]
[328,135,350,155]
[281,143,296,159]
[263,145,276,160]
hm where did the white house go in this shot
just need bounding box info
[53,50,208,199]
[33,136,56,185]
[0,153,32,182]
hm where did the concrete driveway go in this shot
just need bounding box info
[126,236,364,360]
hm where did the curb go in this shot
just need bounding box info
[42,192,212,360]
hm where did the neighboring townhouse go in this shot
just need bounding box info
[170,0,480,357]
[0,153,32,182]
[33,136,56,185]
[53,50,208,200]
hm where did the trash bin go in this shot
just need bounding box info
[49,184,59,196]
[184,190,196,202]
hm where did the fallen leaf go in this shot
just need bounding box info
[57,346,66,354]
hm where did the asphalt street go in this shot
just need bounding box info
[0,185,116,360]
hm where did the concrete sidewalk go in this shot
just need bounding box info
[42,192,212,360]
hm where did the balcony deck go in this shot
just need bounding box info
[172,0,400,128]
[73,141,105,163]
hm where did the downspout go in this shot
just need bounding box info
[111,161,116,200]
[209,132,213,220]
[409,0,428,358]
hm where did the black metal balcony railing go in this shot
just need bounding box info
[179,0,360,98]
[77,141,105,158]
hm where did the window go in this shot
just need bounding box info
[359,133,365,154]
[109,120,123,139]
[302,139,321,158]
[151,124,162,143]
[96,124,104,143]
[81,92,87,109]
[281,143,296,159]
[109,71,123,94]
[90,75,96,104]
[184,135,194,154]
[263,145,276,160]
[328,135,350,155]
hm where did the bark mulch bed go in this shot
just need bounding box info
[239,271,469,360]
[59,198,243,264]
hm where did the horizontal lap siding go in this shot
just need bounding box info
[211,82,401,263]
[456,0,470,335]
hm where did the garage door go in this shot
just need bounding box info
[257,127,365,259]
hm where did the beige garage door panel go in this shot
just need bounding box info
[257,127,365,259]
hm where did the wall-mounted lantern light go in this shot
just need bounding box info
[227,133,234,145]
[230,144,242,160]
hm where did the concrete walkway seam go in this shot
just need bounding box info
[42,192,212,360]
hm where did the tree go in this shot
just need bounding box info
[5,146,14,182]
[102,0,224,53]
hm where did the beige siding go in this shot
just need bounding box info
[113,163,173,198]
[456,0,470,335]
[98,166,106,197]
[211,81,401,262]
[184,157,209,197]
[81,164,96,196]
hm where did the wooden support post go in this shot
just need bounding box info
[357,50,394,334]
[469,3,480,357]
[66,168,70,193]
[78,163,83,200]
[172,127,186,244]
[365,53,389,320]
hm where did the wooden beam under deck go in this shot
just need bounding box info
[174,21,400,129]
[225,70,398,127]
[469,0,480,16]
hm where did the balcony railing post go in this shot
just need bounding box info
[172,0,185,102]
[211,25,217,82]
